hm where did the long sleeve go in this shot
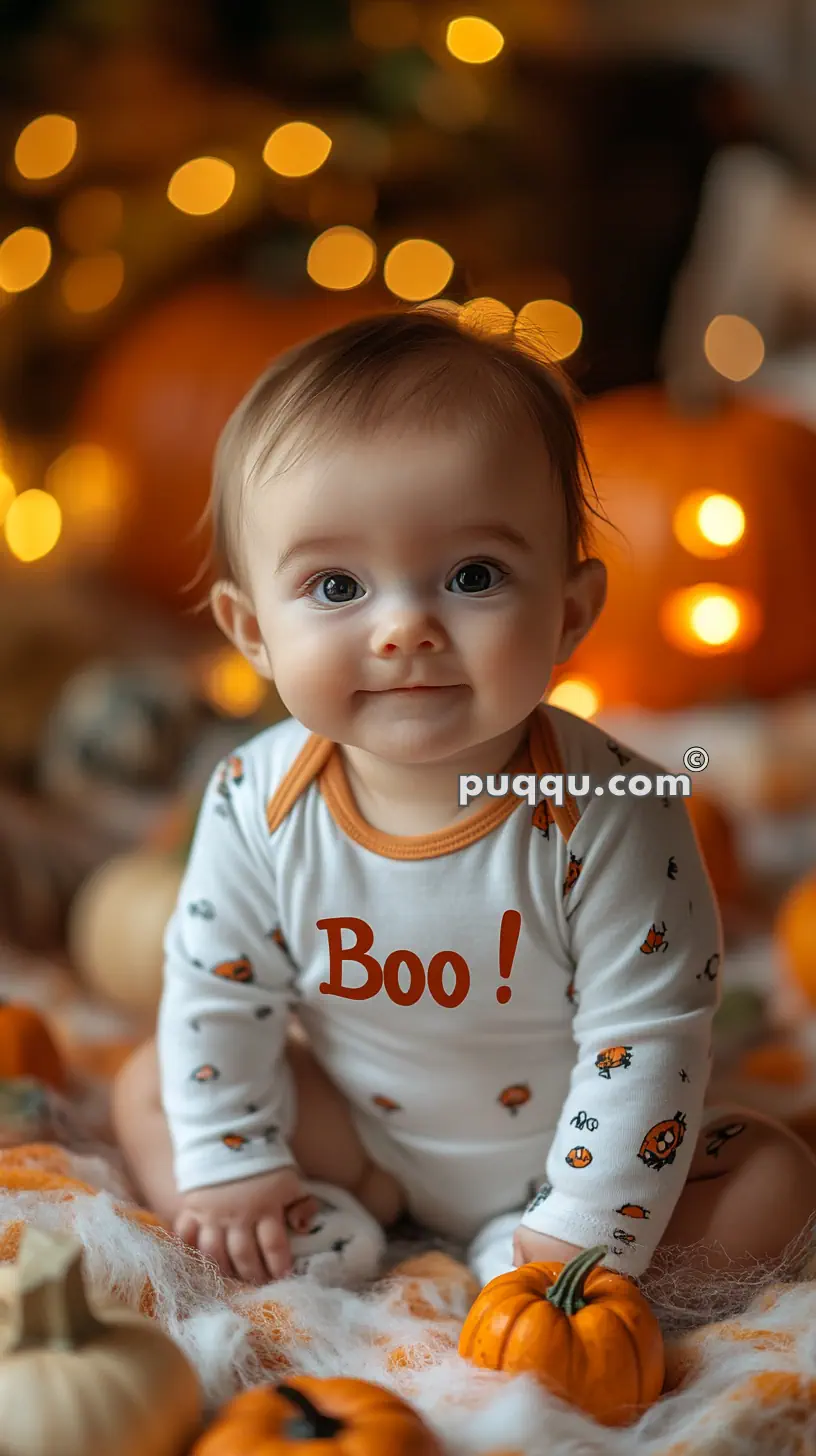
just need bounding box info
[157,752,299,1194]
[519,781,722,1277]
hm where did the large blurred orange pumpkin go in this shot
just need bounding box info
[74,282,394,610]
[570,387,816,710]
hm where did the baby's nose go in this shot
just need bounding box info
[372,611,445,657]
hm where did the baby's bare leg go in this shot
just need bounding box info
[656,1108,816,1273]
[112,1028,405,1228]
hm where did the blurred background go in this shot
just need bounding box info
[1,0,816,1125]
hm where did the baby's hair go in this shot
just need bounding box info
[201,306,609,594]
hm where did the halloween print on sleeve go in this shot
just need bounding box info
[520,757,722,1278]
[157,752,300,1196]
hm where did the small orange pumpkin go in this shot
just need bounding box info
[776,868,816,1007]
[0,1002,68,1092]
[190,1377,444,1454]
[458,1245,664,1427]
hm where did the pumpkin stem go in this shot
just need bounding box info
[277,1382,346,1439]
[6,1228,106,1353]
[544,1244,608,1315]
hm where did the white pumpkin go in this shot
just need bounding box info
[0,1227,202,1456]
[68,851,183,1015]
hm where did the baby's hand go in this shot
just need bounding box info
[174,1166,319,1284]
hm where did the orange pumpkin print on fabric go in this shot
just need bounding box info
[616,1203,650,1219]
[212,956,254,984]
[372,1095,402,1113]
[222,1133,249,1151]
[190,1064,220,1083]
[216,754,244,799]
[613,1229,637,1245]
[562,852,583,897]
[566,1145,593,1169]
[532,799,553,838]
[498,1083,531,1116]
[638,1111,687,1170]
[640,921,669,954]
[595,1045,633,1079]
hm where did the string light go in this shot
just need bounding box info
[704,315,765,382]
[660,584,762,654]
[383,238,454,301]
[307,226,376,289]
[167,158,235,215]
[200,649,267,718]
[0,227,52,293]
[14,115,77,180]
[4,490,62,563]
[458,297,514,336]
[0,472,15,527]
[515,300,583,361]
[548,677,601,718]
[45,444,125,547]
[263,122,332,178]
[61,252,124,313]
[446,16,504,63]
[58,188,123,251]
[673,491,746,558]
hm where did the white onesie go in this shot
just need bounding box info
[157,703,722,1277]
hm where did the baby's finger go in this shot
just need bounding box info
[286,1194,320,1233]
[173,1210,201,1249]
[225,1224,269,1286]
[257,1215,293,1280]
[195,1222,231,1279]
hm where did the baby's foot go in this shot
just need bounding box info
[287,1180,387,1288]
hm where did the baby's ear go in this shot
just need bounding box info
[210,580,274,679]
[554,557,607,662]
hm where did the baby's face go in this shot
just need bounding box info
[242,421,577,763]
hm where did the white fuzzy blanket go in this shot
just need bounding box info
[2,1132,815,1456]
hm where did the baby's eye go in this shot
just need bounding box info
[308,572,364,606]
[447,561,506,594]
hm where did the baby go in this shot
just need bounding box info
[114,308,816,1289]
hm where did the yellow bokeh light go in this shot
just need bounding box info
[673,491,746,558]
[167,157,236,216]
[4,489,62,563]
[352,0,419,48]
[414,298,460,318]
[548,677,601,719]
[446,16,504,64]
[383,238,454,301]
[515,299,583,361]
[0,227,52,293]
[704,314,765,382]
[14,114,77,180]
[263,122,332,178]
[61,251,124,313]
[697,494,745,548]
[201,650,267,718]
[46,444,125,543]
[58,188,123,252]
[307,226,376,290]
[0,471,16,527]
[660,584,762,655]
[458,296,514,336]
